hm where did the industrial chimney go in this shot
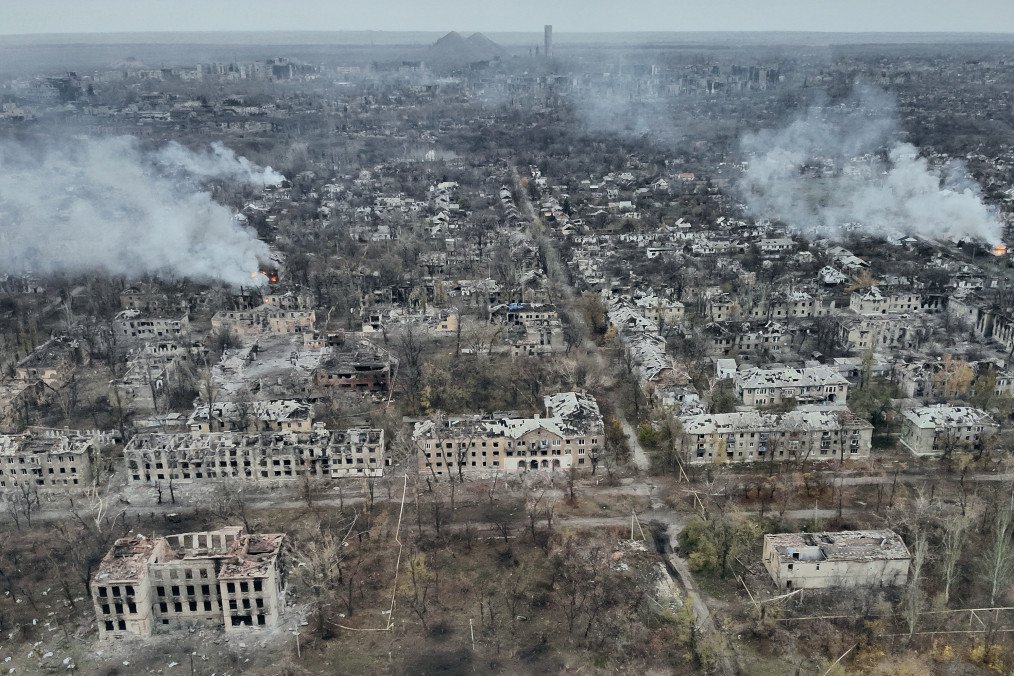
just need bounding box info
[544,25,553,59]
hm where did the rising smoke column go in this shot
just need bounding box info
[738,85,1002,244]
[0,135,274,286]
[156,141,285,187]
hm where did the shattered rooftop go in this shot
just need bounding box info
[414,391,603,441]
[765,530,911,563]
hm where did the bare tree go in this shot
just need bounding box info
[292,516,358,638]
[981,486,1014,608]
[902,525,929,636]
[939,508,972,606]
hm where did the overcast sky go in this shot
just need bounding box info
[5,0,1014,35]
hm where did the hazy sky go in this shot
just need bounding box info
[5,0,1014,35]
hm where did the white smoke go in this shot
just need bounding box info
[0,135,273,286]
[157,141,285,187]
[739,86,1002,244]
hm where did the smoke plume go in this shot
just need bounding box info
[157,141,285,187]
[738,85,1002,244]
[0,135,275,286]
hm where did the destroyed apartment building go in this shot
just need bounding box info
[414,391,604,479]
[312,340,393,394]
[489,302,565,356]
[13,335,85,387]
[110,342,206,414]
[114,310,191,342]
[705,320,793,357]
[0,430,97,489]
[762,530,911,590]
[1,337,85,431]
[678,408,873,464]
[211,307,316,339]
[707,290,835,322]
[188,399,313,433]
[118,284,189,314]
[210,334,393,400]
[734,366,850,407]
[899,405,997,457]
[607,300,697,407]
[91,526,286,638]
[124,427,387,483]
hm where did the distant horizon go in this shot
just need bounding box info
[3,29,1014,48]
[5,28,1014,36]
[7,1,1014,37]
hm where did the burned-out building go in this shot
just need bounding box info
[111,342,205,414]
[188,399,313,433]
[0,430,97,489]
[678,408,873,464]
[124,427,387,483]
[762,530,910,590]
[312,342,393,394]
[114,310,191,342]
[211,308,316,339]
[414,392,603,478]
[13,336,85,387]
[705,321,793,356]
[490,302,564,356]
[91,527,286,638]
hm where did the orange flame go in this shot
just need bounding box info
[993,244,1007,256]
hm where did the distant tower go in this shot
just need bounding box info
[544,25,553,59]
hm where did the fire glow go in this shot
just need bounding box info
[250,270,279,284]
[993,243,1008,257]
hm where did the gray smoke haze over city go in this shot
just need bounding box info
[738,85,1003,244]
[0,135,274,286]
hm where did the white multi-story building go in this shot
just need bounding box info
[414,392,603,478]
[899,405,996,457]
[679,408,872,464]
[735,367,850,407]
[849,286,923,316]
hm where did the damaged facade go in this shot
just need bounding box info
[679,408,872,464]
[489,303,565,356]
[735,366,849,406]
[414,392,603,478]
[0,430,97,489]
[114,310,191,342]
[91,527,286,637]
[762,530,910,590]
[899,405,996,457]
[188,399,313,433]
[124,427,387,483]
